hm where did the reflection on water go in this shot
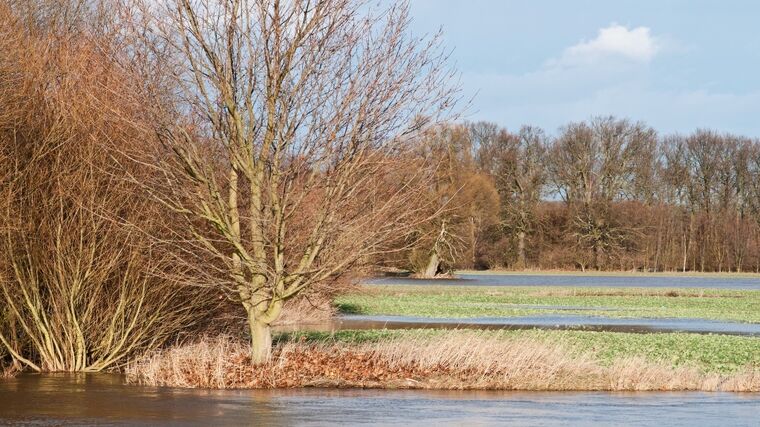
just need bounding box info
[366,273,760,290]
[0,374,758,426]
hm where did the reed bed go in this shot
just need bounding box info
[126,333,760,391]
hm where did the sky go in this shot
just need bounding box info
[406,0,760,136]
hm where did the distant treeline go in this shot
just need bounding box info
[390,118,760,274]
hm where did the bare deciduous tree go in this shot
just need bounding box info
[550,117,656,270]
[474,123,546,268]
[126,0,457,361]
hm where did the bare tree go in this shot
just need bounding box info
[125,0,457,361]
[549,117,656,270]
[660,135,692,272]
[407,124,472,277]
[475,123,546,268]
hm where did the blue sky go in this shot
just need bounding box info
[407,0,760,136]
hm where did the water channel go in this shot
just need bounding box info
[1,374,758,426]
[322,314,760,336]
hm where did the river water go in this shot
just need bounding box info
[367,273,760,290]
[0,374,758,426]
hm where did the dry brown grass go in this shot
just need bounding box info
[273,295,337,326]
[1,366,17,378]
[125,333,760,391]
[0,356,18,378]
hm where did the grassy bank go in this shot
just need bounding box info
[336,285,760,323]
[285,330,760,373]
[126,283,760,391]
[126,331,760,391]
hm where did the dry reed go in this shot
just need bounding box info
[125,333,760,391]
[0,367,17,378]
[273,296,337,326]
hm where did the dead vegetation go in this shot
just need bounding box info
[125,333,760,391]
[0,362,18,379]
[0,0,218,372]
[273,295,337,326]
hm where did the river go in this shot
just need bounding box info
[0,374,758,426]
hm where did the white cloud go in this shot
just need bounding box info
[560,24,660,64]
[459,23,736,136]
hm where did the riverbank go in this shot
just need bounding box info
[125,331,760,391]
[125,282,760,391]
[0,366,14,378]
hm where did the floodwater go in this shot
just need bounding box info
[0,374,758,426]
[366,273,760,290]
[322,314,760,336]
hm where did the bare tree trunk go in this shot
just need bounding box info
[423,251,440,278]
[593,245,601,271]
[247,315,272,364]
[516,230,527,269]
[470,217,477,268]
[682,214,693,273]
[653,215,663,272]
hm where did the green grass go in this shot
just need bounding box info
[278,329,760,373]
[327,285,760,374]
[553,330,760,372]
[335,285,760,323]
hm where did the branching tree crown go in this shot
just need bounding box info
[127,0,458,361]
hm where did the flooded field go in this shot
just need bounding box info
[324,314,760,336]
[366,273,760,290]
[1,374,758,426]
[4,274,759,426]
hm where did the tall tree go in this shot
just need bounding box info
[363,123,498,275]
[129,0,457,361]
[549,117,656,269]
[474,124,546,268]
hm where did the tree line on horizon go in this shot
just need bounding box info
[394,118,760,275]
